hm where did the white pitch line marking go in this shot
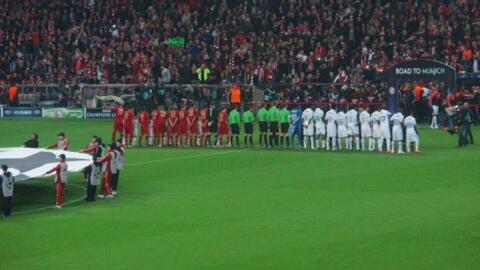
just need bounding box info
[11,184,86,216]
[127,150,245,167]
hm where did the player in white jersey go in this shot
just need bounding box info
[370,110,381,151]
[336,110,348,150]
[359,107,373,151]
[325,107,337,150]
[346,107,360,151]
[390,112,405,154]
[302,107,315,149]
[378,107,391,152]
[403,112,421,153]
[313,108,326,149]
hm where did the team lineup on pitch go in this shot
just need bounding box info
[111,103,421,154]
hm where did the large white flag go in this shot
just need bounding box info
[0,148,93,182]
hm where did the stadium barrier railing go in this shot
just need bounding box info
[0,83,384,118]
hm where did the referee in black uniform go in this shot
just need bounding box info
[207,103,218,147]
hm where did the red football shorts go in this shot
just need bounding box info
[217,124,229,135]
[189,122,198,134]
[153,123,165,135]
[177,123,187,134]
[140,124,148,135]
[113,121,124,133]
[168,123,177,134]
[124,124,133,135]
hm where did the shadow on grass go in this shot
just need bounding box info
[2,178,87,213]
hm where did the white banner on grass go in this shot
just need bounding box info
[0,148,93,181]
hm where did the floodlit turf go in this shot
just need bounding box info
[0,118,479,269]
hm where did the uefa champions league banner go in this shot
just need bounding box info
[0,148,92,182]
[43,108,84,118]
[2,107,42,117]
[85,108,115,119]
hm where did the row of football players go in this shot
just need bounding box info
[111,103,420,152]
[111,103,247,147]
[300,106,421,154]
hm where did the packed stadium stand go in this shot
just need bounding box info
[0,0,479,113]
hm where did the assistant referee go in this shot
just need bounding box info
[257,104,269,147]
[242,106,254,146]
[228,105,241,147]
[279,104,290,148]
[268,102,280,147]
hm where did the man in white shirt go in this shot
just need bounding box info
[370,109,381,151]
[302,107,315,149]
[325,107,337,151]
[390,112,405,154]
[346,107,360,151]
[313,107,326,149]
[378,107,391,152]
[359,107,373,151]
[404,112,421,153]
[336,109,348,150]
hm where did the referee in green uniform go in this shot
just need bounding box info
[242,106,255,147]
[228,105,241,147]
[257,104,269,147]
[268,102,280,147]
[279,104,290,148]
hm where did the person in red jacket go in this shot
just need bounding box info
[138,108,150,147]
[187,103,198,146]
[168,105,179,146]
[111,103,125,142]
[97,144,116,198]
[44,154,68,208]
[123,105,135,146]
[47,132,69,150]
[80,135,99,155]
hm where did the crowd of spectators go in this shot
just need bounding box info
[0,0,479,87]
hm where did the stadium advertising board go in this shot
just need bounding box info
[43,108,84,118]
[380,59,456,83]
[3,107,42,117]
[85,108,115,119]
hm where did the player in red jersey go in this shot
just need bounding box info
[186,104,199,146]
[168,105,179,146]
[123,105,135,146]
[158,108,168,146]
[216,107,230,147]
[177,105,187,146]
[111,103,125,142]
[199,105,210,146]
[151,107,160,146]
[151,106,166,147]
[138,108,150,146]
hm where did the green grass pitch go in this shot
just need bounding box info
[0,118,479,269]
